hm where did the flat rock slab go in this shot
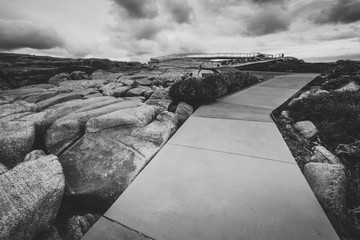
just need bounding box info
[104,145,339,240]
[168,116,294,163]
[193,101,272,122]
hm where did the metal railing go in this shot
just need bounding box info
[150,52,284,62]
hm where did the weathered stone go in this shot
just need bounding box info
[150,89,170,99]
[70,71,89,80]
[55,80,108,93]
[0,100,38,119]
[119,78,135,86]
[298,91,311,99]
[303,163,346,213]
[86,104,159,133]
[0,163,8,175]
[59,106,177,209]
[21,97,115,134]
[0,87,48,100]
[49,73,70,86]
[145,99,172,110]
[134,78,151,86]
[280,110,292,121]
[0,121,35,168]
[310,146,341,164]
[113,86,132,97]
[0,155,65,240]
[45,100,141,155]
[312,90,329,96]
[23,150,46,162]
[336,81,360,92]
[64,214,100,240]
[126,86,152,97]
[0,111,34,122]
[37,92,84,110]
[293,121,318,139]
[144,90,154,99]
[122,96,145,103]
[175,102,193,125]
[24,91,59,103]
[287,97,301,107]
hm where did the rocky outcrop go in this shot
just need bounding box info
[45,100,141,155]
[0,53,143,89]
[0,153,65,240]
[0,121,36,168]
[0,56,204,238]
[303,163,346,213]
[59,105,178,209]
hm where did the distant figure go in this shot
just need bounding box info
[197,64,203,76]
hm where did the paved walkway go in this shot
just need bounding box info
[83,73,340,240]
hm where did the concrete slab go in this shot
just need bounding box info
[193,101,272,122]
[257,74,317,89]
[168,116,294,162]
[240,86,299,98]
[219,93,286,109]
[105,145,339,240]
[82,217,151,240]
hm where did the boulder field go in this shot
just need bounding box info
[0,64,194,239]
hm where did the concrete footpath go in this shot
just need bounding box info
[83,73,340,240]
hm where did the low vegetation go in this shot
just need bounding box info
[169,72,259,109]
[274,60,360,240]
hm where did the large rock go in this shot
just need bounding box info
[303,163,346,213]
[70,71,89,80]
[175,102,193,125]
[0,100,38,119]
[64,214,100,240]
[310,146,341,164]
[293,121,318,139]
[45,100,141,155]
[0,163,8,175]
[126,87,152,97]
[49,73,70,85]
[336,81,360,92]
[145,98,172,110]
[0,154,65,240]
[37,92,84,110]
[59,105,178,209]
[0,121,35,168]
[150,89,170,99]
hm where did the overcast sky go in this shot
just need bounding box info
[0,0,359,62]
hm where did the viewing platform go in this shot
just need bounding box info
[150,52,284,62]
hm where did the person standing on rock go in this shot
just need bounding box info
[198,63,203,76]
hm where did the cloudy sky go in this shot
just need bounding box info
[0,0,359,62]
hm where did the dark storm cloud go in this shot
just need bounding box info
[250,0,285,4]
[165,0,193,24]
[133,22,163,40]
[0,19,64,50]
[112,0,158,19]
[245,11,290,36]
[314,0,360,24]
